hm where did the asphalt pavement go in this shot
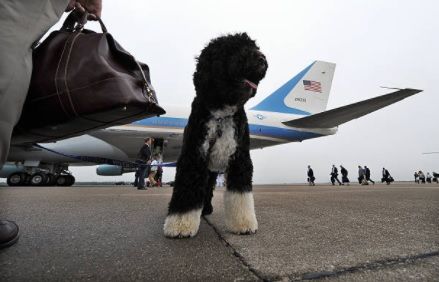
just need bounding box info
[0,183,438,281]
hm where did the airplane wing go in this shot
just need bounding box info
[34,143,177,168]
[282,88,422,128]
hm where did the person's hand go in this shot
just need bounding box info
[66,0,102,20]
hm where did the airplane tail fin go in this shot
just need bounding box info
[282,88,422,128]
[251,61,336,115]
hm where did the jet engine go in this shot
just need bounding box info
[96,165,123,176]
[96,165,136,176]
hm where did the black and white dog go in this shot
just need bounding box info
[163,33,268,238]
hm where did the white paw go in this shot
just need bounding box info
[163,208,202,238]
[224,191,258,234]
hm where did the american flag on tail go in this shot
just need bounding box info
[303,80,322,93]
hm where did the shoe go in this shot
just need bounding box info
[137,187,147,190]
[0,220,19,249]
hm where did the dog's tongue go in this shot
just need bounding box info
[243,79,258,90]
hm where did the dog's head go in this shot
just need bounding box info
[193,33,268,108]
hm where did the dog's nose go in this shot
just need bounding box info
[258,56,267,69]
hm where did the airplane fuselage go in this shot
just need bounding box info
[7,105,337,165]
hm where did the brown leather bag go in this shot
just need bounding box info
[13,11,165,144]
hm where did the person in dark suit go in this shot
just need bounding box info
[381,167,394,185]
[307,165,315,186]
[135,137,153,190]
[364,166,375,185]
[340,165,350,185]
[330,164,342,185]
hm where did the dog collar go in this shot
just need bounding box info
[243,79,258,90]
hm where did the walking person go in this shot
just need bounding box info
[0,0,103,249]
[426,172,432,183]
[418,171,426,184]
[135,137,153,190]
[414,171,419,184]
[148,154,159,187]
[364,166,375,185]
[330,165,342,185]
[340,165,350,185]
[307,165,315,186]
[381,167,394,185]
[216,174,225,187]
[358,166,367,185]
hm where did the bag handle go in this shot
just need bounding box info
[61,10,107,33]
[61,10,155,103]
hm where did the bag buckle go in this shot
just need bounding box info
[143,82,156,103]
[135,60,156,103]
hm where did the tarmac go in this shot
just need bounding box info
[0,183,438,281]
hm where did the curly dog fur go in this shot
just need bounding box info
[163,33,268,238]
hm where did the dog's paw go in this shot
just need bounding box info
[224,191,258,235]
[163,209,202,238]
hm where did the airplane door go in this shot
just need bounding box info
[152,138,166,160]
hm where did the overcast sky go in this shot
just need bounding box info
[63,0,439,184]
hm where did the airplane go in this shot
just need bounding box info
[0,61,422,186]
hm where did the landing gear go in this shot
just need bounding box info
[7,172,27,186]
[6,168,75,187]
[55,174,75,186]
[45,173,57,186]
[29,173,47,186]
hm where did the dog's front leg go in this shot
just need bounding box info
[224,148,258,235]
[202,171,218,216]
[163,153,209,238]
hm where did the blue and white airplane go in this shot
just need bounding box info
[1,61,422,186]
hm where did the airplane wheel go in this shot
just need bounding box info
[56,175,68,186]
[30,173,47,186]
[23,173,32,186]
[56,175,75,186]
[7,172,25,186]
[45,173,57,186]
[66,175,75,186]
